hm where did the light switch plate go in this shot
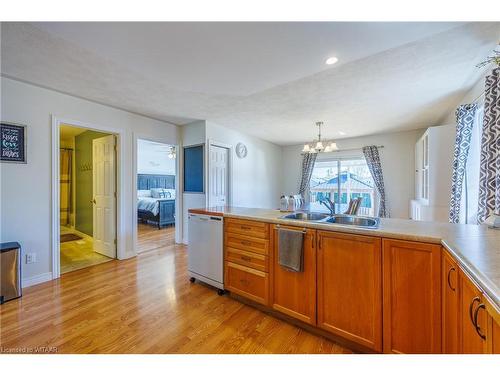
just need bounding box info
[26,253,36,264]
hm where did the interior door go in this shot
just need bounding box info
[209,145,229,207]
[92,135,116,258]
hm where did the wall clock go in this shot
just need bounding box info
[235,142,248,159]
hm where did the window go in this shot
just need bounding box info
[309,157,377,216]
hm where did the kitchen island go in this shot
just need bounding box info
[188,206,500,354]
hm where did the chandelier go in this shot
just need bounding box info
[167,146,176,159]
[302,121,338,154]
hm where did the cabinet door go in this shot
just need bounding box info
[271,226,316,325]
[442,250,459,353]
[491,317,500,354]
[382,239,441,353]
[317,231,382,351]
[459,269,487,353]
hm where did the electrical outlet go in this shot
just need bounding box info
[25,253,36,264]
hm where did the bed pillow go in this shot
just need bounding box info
[164,189,176,199]
[150,188,166,198]
[137,189,152,197]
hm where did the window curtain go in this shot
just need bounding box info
[449,103,477,223]
[478,67,500,223]
[60,149,73,226]
[298,152,317,200]
[362,146,389,218]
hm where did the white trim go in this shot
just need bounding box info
[132,133,181,251]
[51,116,125,280]
[207,139,233,207]
[22,272,53,288]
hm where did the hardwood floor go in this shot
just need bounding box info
[0,236,351,354]
[137,223,175,254]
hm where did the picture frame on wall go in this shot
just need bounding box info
[1,122,27,164]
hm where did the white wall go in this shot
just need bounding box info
[181,121,207,243]
[180,120,283,243]
[0,77,179,285]
[281,129,424,219]
[206,122,282,209]
[137,139,176,175]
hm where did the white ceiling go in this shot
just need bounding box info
[2,22,499,145]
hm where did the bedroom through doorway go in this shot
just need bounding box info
[136,139,177,254]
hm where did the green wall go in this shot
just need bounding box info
[75,130,109,236]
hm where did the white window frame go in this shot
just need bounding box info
[309,152,379,216]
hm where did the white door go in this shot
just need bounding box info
[92,135,116,258]
[209,145,229,207]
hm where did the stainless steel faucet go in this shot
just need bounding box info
[320,197,336,215]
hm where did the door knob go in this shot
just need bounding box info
[91,199,96,204]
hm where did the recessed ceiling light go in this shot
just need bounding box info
[325,57,338,65]
[338,131,346,136]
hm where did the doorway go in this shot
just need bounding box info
[58,124,117,274]
[208,142,231,207]
[136,139,177,254]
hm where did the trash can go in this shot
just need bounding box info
[1,242,22,304]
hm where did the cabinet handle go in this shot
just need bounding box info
[469,296,480,327]
[240,256,252,262]
[241,240,252,246]
[447,266,456,291]
[241,226,251,230]
[473,303,486,340]
[239,279,249,286]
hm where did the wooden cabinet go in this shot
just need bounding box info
[489,316,500,354]
[442,250,459,353]
[225,262,269,305]
[271,225,316,325]
[317,231,382,351]
[458,268,487,353]
[225,218,269,239]
[224,218,270,305]
[382,239,442,353]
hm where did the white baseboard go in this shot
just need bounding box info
[22,272,53,288]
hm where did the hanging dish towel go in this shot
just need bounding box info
[278,228,304,272]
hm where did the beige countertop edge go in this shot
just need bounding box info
[441,240,500,312]
[221,211,500,312]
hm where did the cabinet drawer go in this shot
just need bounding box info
[225,261,269,305]
[225,232,269,255]
[225,247,268,272]
[225,218,269,239]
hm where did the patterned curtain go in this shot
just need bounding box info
[449,104,477,223]
[478,67,500,223]
[60,149,73,226]
[298,152,317,201]
[362,146,389,218]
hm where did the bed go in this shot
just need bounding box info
[137,174,176,229]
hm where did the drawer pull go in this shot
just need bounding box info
[241,225,252,230]
[469,296,480,328]
[240,256,252,262]
[239,279,249,286]
[241,240,252,246]
[473,303,486,340]
[447,266,456,291]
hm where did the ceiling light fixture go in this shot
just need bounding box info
[167,146,176,159]
[302,122,338,154]
[325,56,338,65]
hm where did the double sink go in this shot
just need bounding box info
[280,212,380,229]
